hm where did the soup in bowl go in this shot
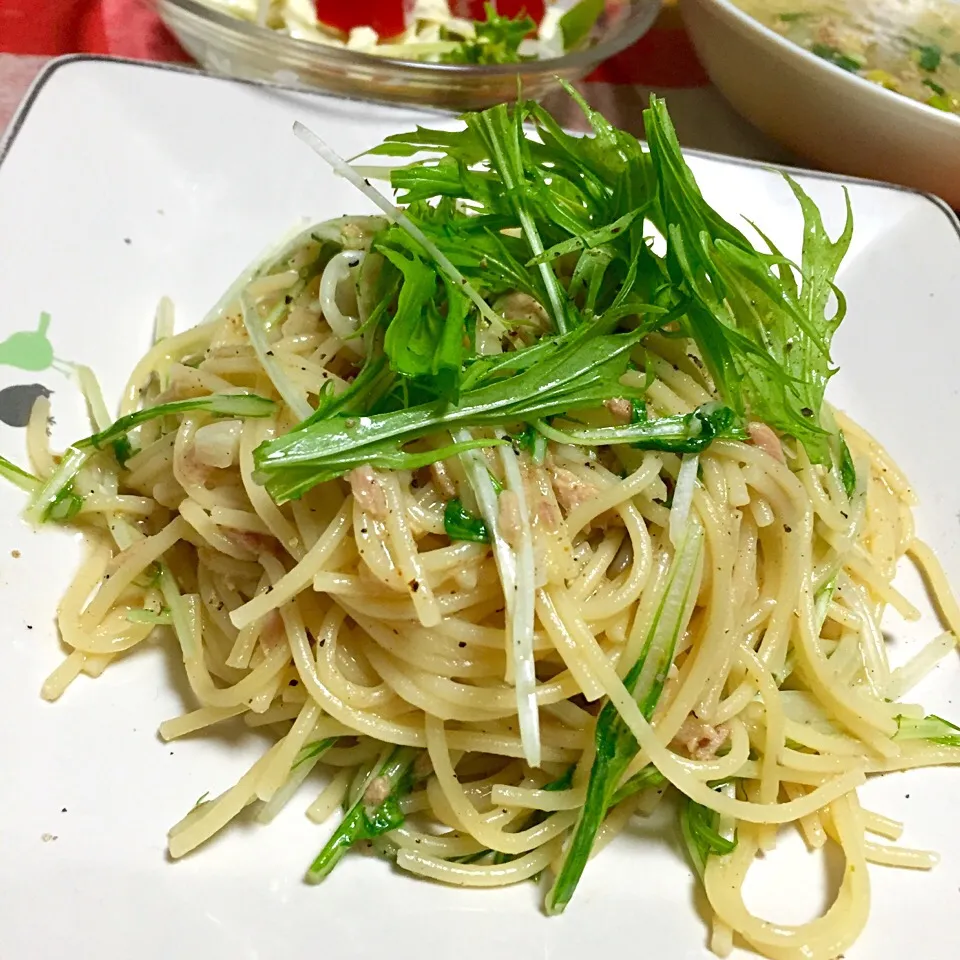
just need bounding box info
[680,0,960,205]
[733,0,960,114]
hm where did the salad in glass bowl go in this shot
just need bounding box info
[156,0,660,107]
[196,0,603,62]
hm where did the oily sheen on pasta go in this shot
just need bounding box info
[8,92,960,960]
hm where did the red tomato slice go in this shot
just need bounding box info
[313,0,406,38]
[312,1,545,41]
[454,1,546,23]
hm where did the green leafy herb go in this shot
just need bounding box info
[362,84,662,339]
[644,96,852,463]
[15,393,275,524]
[542,765,577,793]
[48,484,84,522]
[534,403,745,453]
[193,791,210,809]
[269,88,857,524]
[306,746,417,883]
[21,447,89,524]
[915,44,942,72]
[837,431,856,498]
[894,713,960,747]
[157,560,196,660]
[76,393,276,453]
[254,324,653,502]
[546,520,704,914]
[507,424,549,464]
[923,77,947,96]
[466,102,573,333]
[810,43,863,73]
[292,736,340,770]
[260,436,503,505]
[608,764,667,806]
[778,11,812,22]
[133,563,161,590]
[310,354,396,423]
[0,454,40,494]
[511,423,537,454]
[679,794,737,879]
[444,499,491,543]
[813,573,839,634]
[112,436,135,467]
[440,3,534,65]
[378,246,467,398]
[559,0,604,51]
[529,203,652,269]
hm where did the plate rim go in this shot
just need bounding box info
[3,53,959,249]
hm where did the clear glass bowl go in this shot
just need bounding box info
[154,0,662,109]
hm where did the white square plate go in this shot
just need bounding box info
[1,57,959,960]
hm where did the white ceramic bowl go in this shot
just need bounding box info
[679,0,960,208]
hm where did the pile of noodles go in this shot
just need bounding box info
[30,217,960,960]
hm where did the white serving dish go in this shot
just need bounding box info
[680,0,960,209]
[0,55,959,960]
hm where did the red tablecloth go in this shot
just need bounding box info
[0,0,190,61]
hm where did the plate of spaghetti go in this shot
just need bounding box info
[1,57,959,960]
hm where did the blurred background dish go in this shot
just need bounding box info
[187,0,566,63]
[680,0,960,207]
[154,0,663,108]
